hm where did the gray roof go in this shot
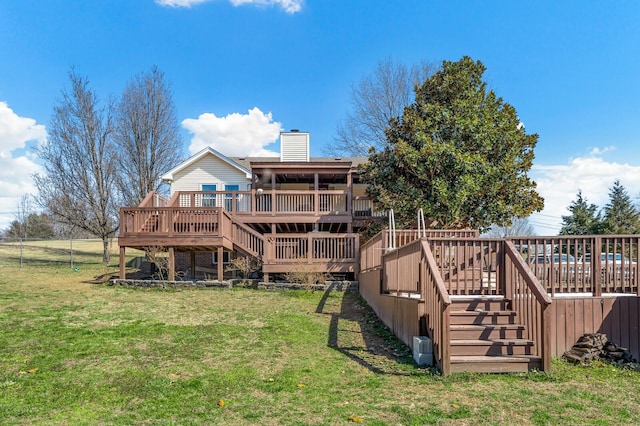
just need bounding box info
[230,156,368,170]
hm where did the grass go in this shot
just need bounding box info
[1,240,640,425]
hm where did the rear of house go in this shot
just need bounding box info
[118,131,383,281]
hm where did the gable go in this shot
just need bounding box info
[165,150,251,194]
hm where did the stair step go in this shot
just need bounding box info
[450,324,526,340]
[450,311,517,325]
[450,355,543,373]
[450,338,535,356]
[450,296,510,312]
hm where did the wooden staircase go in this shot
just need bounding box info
[449,296,544,373]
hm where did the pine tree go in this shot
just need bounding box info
[560,190,600,235]
[600,180,640,235]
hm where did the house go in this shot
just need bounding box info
[118,130,640,375]
[118,131,383,282]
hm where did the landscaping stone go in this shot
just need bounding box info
[108,278,358,292]
[563,333,638,368]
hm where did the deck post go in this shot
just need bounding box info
[217,246,224,281]
[346,171,352,215]
[119,246,126,279]
[541,302,552,371]
[594,236,602,297]
[271,173,276,216]
[190,252,196,279]
[168,247,175,281]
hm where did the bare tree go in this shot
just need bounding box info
[114,66,184,206]
[34,71,119,263]
[484,217,536,238]
[13,194,33,239]
[325,58,436,157]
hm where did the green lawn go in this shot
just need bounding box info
[1,240,639,425]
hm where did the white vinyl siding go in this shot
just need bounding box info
[280,132,309,162]
[170,153,250,195]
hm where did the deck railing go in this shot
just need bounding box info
[427,238,502,296]
[120,207,224,236]
[504,240,552,371]
[380,237,550,374]
[173,190,354,216]
[139,191,169,208]
[265,233,359,264]
[378,238,451,373]
[231,218,264,259]
[383,241,422,293]
[421,240,452,375]
[360,229,480,273]
[352,197,386,218]
[509,236,640,295]
[166,190,392,218]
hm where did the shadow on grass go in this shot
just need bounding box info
[316,283,423,376]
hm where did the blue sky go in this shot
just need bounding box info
[1,0,639,234]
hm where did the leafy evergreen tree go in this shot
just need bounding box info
[359,56,543,231]
[600,180,640,235]
[560,190,601,235]
[3,213,56,240]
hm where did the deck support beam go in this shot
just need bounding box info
[217,246,224,281]
[190,252,196,280]
[119,247,126,279]
[168,247,175,281]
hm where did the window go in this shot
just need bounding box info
[202,184,216,207]
[224,184,239,211]
[212,251,231,264]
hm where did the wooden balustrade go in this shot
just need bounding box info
[138,191,169,208]
[377,238,452,373]
[504,241,552,371]
[510,236,640,295]
[380,237,550,374]
[171,190,355,216]
[231,218,264,259]
[382,242,422,294]
[265,233,359,263]
[360,229,480,273]
[121,207,222,236]
[360,232,385,272]
[427,238,502,296]
[421,240,451,375]
[352,197,386,217]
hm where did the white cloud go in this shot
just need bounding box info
[229,0,302,14]
[0,102,47,230]
[155,0,209,7]
[155,0,303,13]
[529,151,640,235]
[182,107,282,157]
[588,146,615,156]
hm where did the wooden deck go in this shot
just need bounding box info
[118,190,370,280]
[359,232,640,375]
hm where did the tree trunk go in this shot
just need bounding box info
[103,238,111,264]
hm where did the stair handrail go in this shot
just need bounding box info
[224,211,264,259]
[417,208,426,239]
[503,240,552,371]
[420,239,451,375]
[388,209,396,251]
